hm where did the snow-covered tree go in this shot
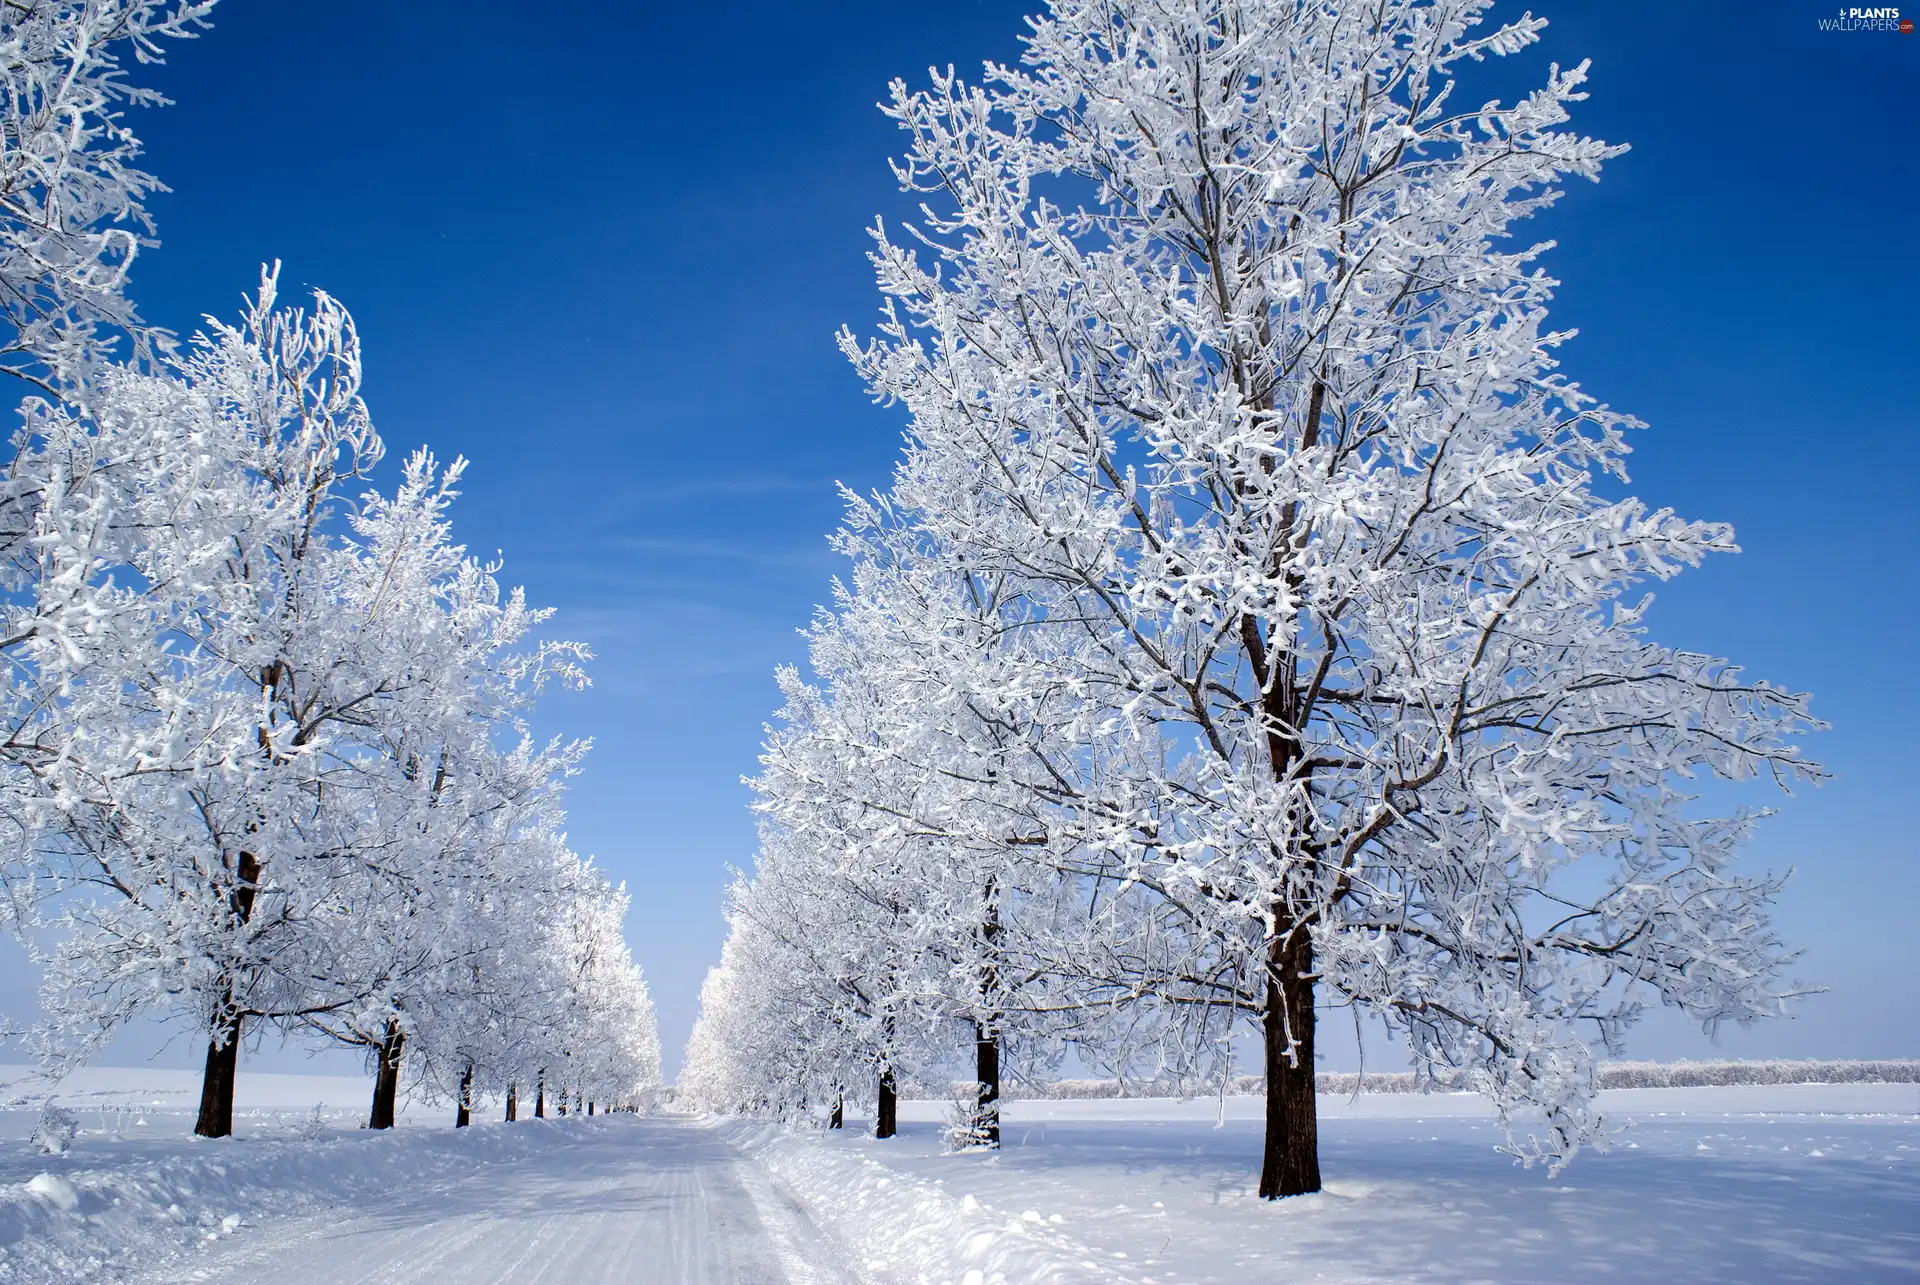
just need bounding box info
[680,925,777,1114]
[0,0,223,899]
[23,273,396,1136]
[816,0,1822,1196]
[265,447,594,1129]
[0,0,215,385]
[9,273,651,1135]
[682,833,914,1132]
[546,871,663,1112]
[354,814,661,1127]
[0,3,656,1138]
[728,516,1184,1144]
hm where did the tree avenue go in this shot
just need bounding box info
[0,2,660,1134]
[686,0,1819,1198]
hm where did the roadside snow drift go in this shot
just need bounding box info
[0,1110,576,1281]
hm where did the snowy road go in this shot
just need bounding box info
[123,1116,851,1285]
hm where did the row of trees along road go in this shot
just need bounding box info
[683,0,1822,1198]
[0,1,661,1133]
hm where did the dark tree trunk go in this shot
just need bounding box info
[974,1020,1001,1148]
[556,1089,568,1117]
[368,1021,405,1130]
[1258,929,1321,1199]
[535,1075,545,1118]
[875,1065,897,1139]
[455,1062,473,1128]
[587,1101,594,1116]
[1242,375,1329,1201]
[970,875,1004,1149]
[505,1083,518,1122]
[195,851,262,1140]
[194,1007,244,1139]
[828,1092,843,1129]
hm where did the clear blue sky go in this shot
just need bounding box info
[27,0,1917,1076]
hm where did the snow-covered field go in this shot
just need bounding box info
[1,1066,1915,1283]
[732,1085,1920,1284]
[0,1063,430,1142]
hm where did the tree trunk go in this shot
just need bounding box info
[974,1020,1001,1148]
[1231,369,1328,1198]
[828,1092,843,1129]
[1258,929,1321,1199]
[455,1062,473,1128]
[505,1083,518,1122]
[368,1021,405,1130]
[972,876,1004,1149]
[535,1075,545,1118]
[195,851,262,1140]
[587,1100,595,1116]
[875,1065,897,1139]
[194,1007,244,1139]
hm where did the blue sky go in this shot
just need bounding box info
[37,0,1917,1076]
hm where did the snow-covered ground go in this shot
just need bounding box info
[0,1064,842,1284]
[1,1066,1915,1283]
[731,1084,1920,1284]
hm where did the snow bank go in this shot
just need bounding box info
[0,1116,586,1282]
[721,1120,1146,1285]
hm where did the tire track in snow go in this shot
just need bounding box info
[119,1115,839,1285]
